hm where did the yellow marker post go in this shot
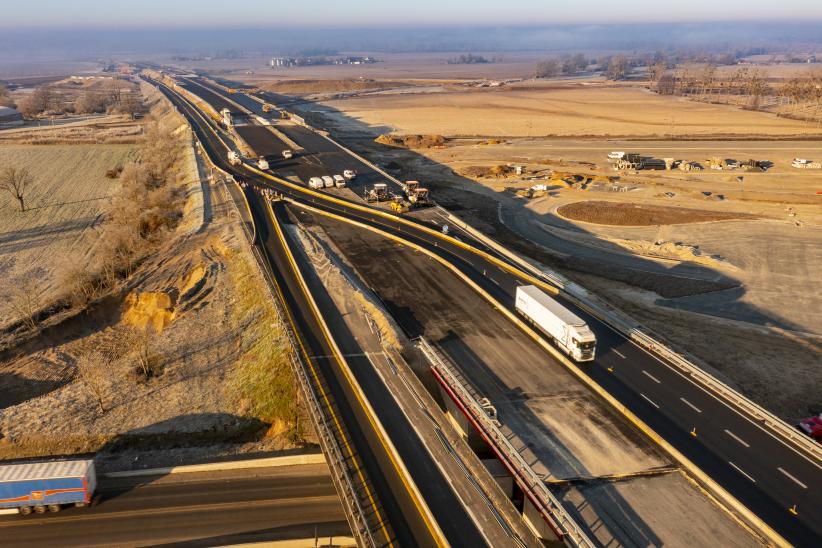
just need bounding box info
[690,428,698,438]
[789,505,798,516]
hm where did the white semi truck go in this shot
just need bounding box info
[515,285,596,362]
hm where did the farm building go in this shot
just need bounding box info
[0,106,24,129]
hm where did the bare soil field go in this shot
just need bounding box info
[258,79,412,95]
[0,144,139,328]
[0,116,144,145]
[556,201,755,226]
[320,84,818,137]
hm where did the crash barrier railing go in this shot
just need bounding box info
[146,75,378,547]
[201,74,820,462]
[418,337,596,548]
[441,197,822,462]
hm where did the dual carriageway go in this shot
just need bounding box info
[151,73,819,546]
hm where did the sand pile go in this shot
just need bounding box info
[375,133,446,149]
[122,291,176,332]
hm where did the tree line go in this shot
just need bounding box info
[6,77,143,119]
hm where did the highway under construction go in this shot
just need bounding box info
[135,71,819,547]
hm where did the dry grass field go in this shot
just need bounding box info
[322,83,817,137]
[0,145,139,329]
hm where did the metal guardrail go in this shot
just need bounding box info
[147,76,378,546]
[417,338,597,548]
[444,202,822,461]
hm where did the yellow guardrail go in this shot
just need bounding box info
[266,198,446,548]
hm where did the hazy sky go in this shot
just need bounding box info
[4,0,822,28]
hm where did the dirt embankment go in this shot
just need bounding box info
[375,133,446,149]
[557,201,756,226]
[260,79,410,95]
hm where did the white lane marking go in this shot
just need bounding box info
[640,393,660,409]
[724,429,751,448]
[642,370,661,384]
[488,277,500,286]
[610,332,822,470]
[680,397,702,413]
[778,467,808,489]
[729,461,756,483]
[613,348,626,359]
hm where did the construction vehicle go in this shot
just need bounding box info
[308,177,324,189]
[364,183,389,203]
[333,175,346,188]
[0,459,96,515]
[257,157,269,170]
[343,169,357,180]
[262,104,273,113]
[607,151,626,160]
[614,153,642,171]
[227,88,237,94]
[220,108,233,128]
[409,187,431,206]
[515,285,596,362]
[792,158,822,169]
[390,196,410,213]
[322,176,334,188]
[282,149,293,160]
[228,150,242,166]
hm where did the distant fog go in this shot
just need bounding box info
[1,23,820,61]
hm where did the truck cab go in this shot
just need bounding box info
[569,326,597,361]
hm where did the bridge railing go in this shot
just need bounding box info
[417,337,597,548]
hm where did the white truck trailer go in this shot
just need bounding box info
[308,177,324,189]
[515,285,596,362]
[333,174,346,188]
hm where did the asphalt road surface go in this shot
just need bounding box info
[162,76,822,546]
[0,466,349,547]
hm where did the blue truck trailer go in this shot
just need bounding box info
[0,459,96,515]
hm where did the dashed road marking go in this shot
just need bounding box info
[642,370,661,384]
[680,397,702,413]
[725,429,750,448]
[729,461,756,483]
[640,393,660,409]
[612,348,626,359]
[778,467,807,489]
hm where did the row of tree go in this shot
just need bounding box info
[535,53,589,78]
[650,64,822,118]
[11,78,143,119]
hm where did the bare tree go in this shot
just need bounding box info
[7,278,41,332]
[649,61,667,84]
[76,349,115,413]
[0,84,13,107]
[129,325,160,381]
[535,59,561,79]
[605,56,631,81]
[0,166,33,212]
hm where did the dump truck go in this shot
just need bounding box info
[228,150,242,166]
[308,177,324,189]
[333,174,346,188]
[343,169,357,180]
[515,285,596,362]
[0,459,96,515]
[607,151,626,160]
[322,175,334,188]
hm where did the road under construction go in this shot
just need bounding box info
[138,71,820,547]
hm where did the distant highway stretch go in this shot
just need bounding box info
[0,466,348,547]
[158,74,821,546]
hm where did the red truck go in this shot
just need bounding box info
[797,414,822,443]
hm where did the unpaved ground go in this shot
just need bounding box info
[557,200,754,225]
[0,144,139,329]
[319,83,818,138]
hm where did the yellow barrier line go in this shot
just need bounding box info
[156,80,392,544]
[290,200,789,548]
[266,200,395,546]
